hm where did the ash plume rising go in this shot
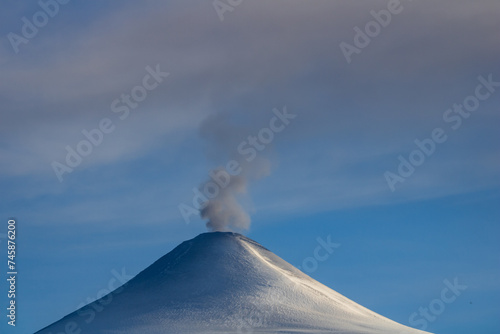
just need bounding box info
[200,172,250,231]
[198,112,271,232]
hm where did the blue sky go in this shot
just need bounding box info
[0,0,499,333]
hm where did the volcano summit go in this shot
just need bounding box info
[36,232,431,334]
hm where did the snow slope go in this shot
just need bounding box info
[36,232,431,334]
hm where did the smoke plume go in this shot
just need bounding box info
[200,172,250,231]
[198,112,272,232]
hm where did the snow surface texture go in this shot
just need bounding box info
[36,232,432,334]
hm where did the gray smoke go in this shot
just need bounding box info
[200,172,250,232]
[198,112,271,232]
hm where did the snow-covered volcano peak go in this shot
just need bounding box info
[36,232,431,334]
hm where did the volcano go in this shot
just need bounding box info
[36,232,431,333]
